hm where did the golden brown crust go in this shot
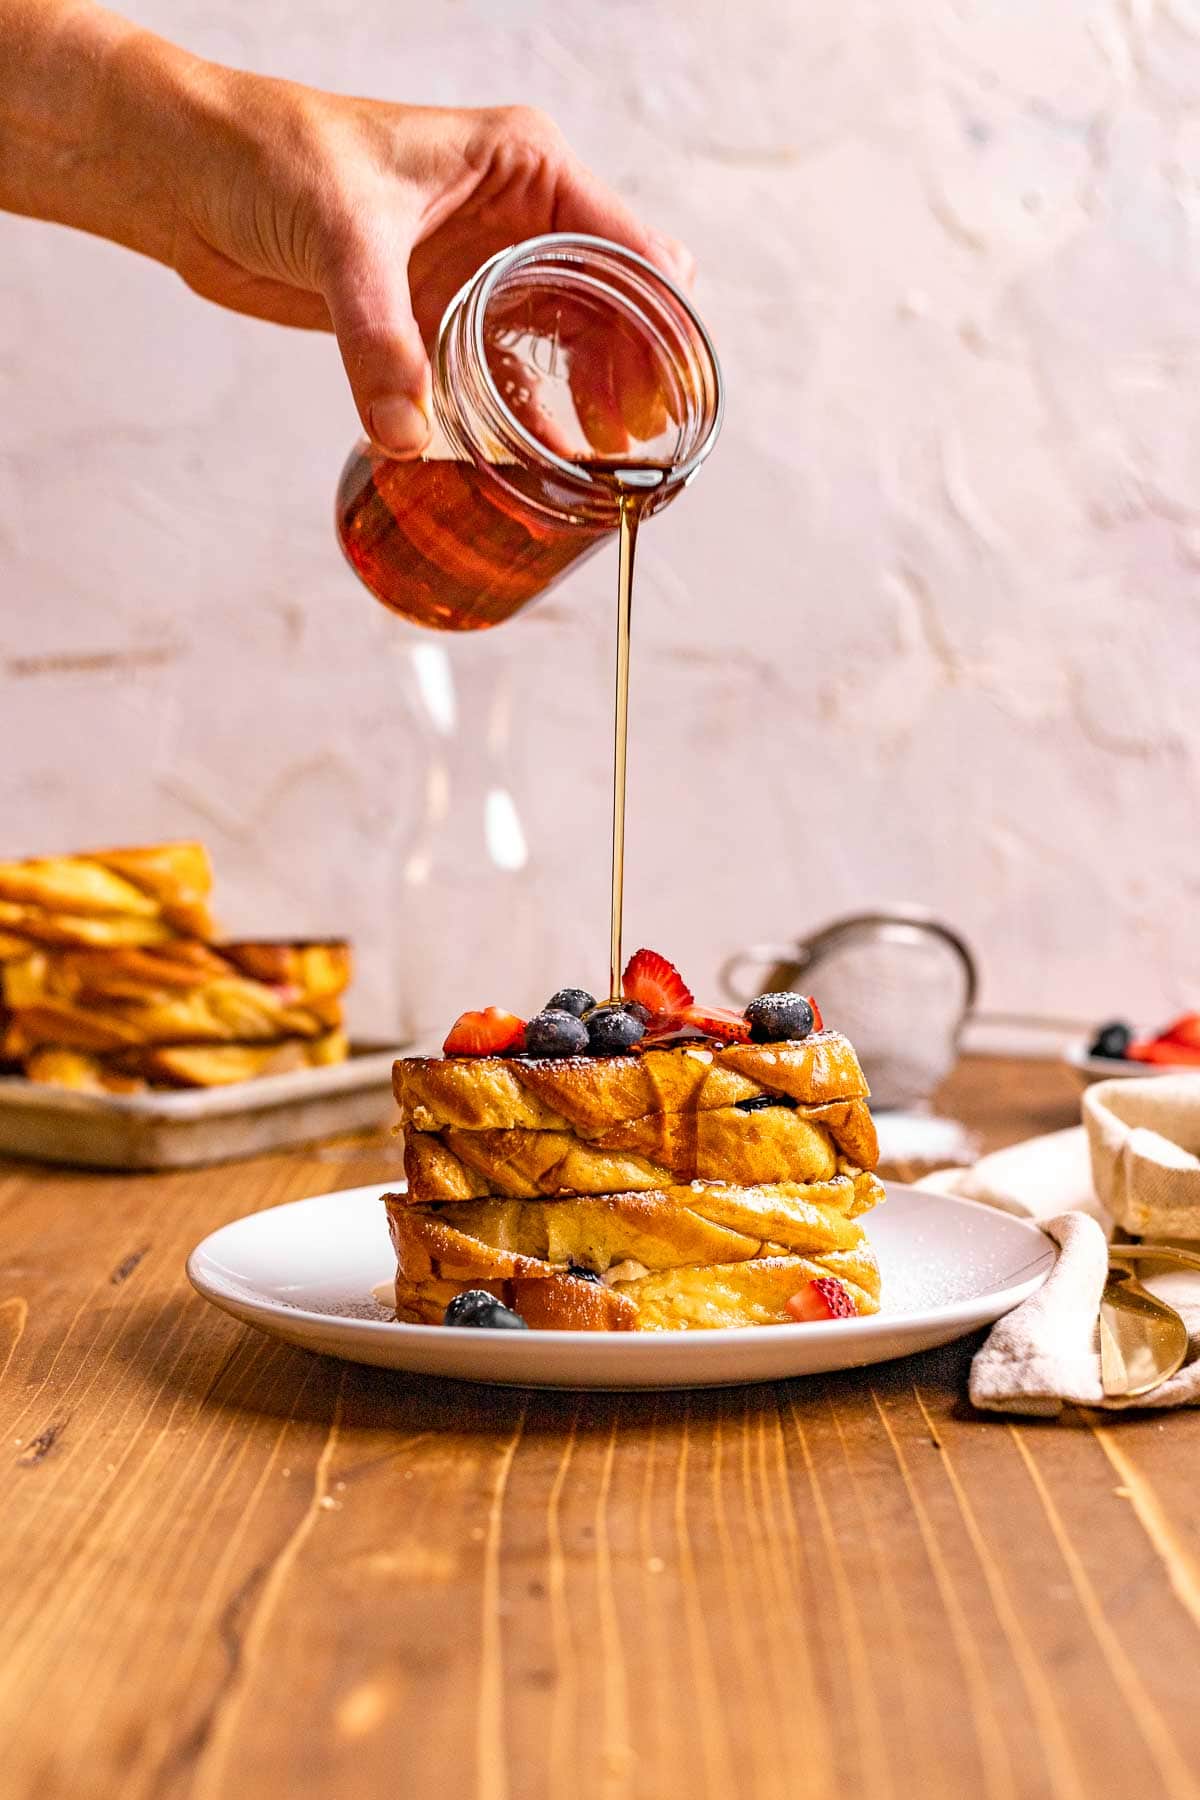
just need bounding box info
[592,1097,878,1171]
[0,931,47,962]
[23,1028,349,1092]
[21,1048,146,1094]
[0,906,199,952]
[4,942,234,995]
[387,1176,882,1327]
[2,978,343,1056]
[387,1029,883,1332]
[391,1249,881,1332]
[391,1268,640,1330]
[401,1100,877,1201]
[77,843,212,910]
[394,1032,870,1136]
[0,843,214,937]
[388,1173,883,1274]
[0,844,355,1094]
[3,939,350,1006]
[216,942,351,996]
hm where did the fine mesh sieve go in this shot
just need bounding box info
[721,911,978,1112]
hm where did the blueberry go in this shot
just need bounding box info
[443,1290,529,1330]
[524,1008,590,1058]
[624,1000,653,1027]
[546,987,595,1019]
[735,1094,798,1112]
[1088,1021,1133,1061]
[567,1264,603,1283]
[744,992,815,1043]
[585,1003,646,1055]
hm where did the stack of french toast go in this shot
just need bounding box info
[0,843,352,1092]
[388,950,884,1332]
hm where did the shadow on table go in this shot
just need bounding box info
[118,1294,1005,1442]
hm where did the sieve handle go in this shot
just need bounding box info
[720,911,979,1019]
[719,944,803,1008]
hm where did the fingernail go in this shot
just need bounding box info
[369,394,430,455]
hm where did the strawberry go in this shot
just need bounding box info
[622,948,693,1016]
[807,995,824,1032]
[443,1007,526,1057]
[1158,1014,1200,1050]
[644,1003,751,1044]
[1127,1039,1200,1066]
[786,1277,856,1322]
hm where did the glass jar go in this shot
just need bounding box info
[389,634,548,1048]
[335,233,723,630]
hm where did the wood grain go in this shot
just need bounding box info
[3,1058,1200,1800]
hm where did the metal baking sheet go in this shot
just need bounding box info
[0,1043,406,1171]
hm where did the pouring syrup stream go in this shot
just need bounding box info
[609,496,637,1001]
[590,463,669,1002]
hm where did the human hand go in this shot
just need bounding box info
[163,69,694,456]
[3,7,696,453]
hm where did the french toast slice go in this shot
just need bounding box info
[389,1172,882,1270]
[24,1028,348,1091]
[0,843,357,1095]
[3,991,342,1057]
[387,1175,883,1331]
[0,906,203,952]
[1,950,345,1055]
[0,843,213,937]
[401,1099,877,1201]
[394,1031,870,1135]
[394,1255,880,1330]
[215,941,352,996]
[3,939,351,1006]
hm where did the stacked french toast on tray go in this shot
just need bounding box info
[0,844,351,1092]
[388,950,884,1333]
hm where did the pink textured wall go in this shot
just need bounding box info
[2,0,1197,1039]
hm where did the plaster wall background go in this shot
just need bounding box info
[2,0,1196,1038]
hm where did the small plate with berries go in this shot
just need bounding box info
[1066,1016,1200,1085]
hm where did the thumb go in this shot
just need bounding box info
[323,232,432,457]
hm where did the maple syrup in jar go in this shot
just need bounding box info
[335,234,723,630]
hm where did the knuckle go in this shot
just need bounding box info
[496,103,564,152]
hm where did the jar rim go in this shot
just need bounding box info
[438,232,724,496]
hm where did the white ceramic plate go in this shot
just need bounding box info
[186,1182,1055,1390]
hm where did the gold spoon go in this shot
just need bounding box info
[1099,1247,1197,1400]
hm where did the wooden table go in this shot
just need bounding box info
[4,1055,1200,1800]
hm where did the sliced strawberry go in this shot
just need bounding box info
[1158,1014,1200,1050]
[622,948,693,1017]
[637,1021,712,1049]
[642,1002,752,1045]
[443,1007,526,1057]
[1127,1039,1200,1066]
[807,995,824,1032]
[786,1277,856,1322]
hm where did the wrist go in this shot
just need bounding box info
[88,19,206,264]
[0,2,213,266]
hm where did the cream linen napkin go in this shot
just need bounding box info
[1084,1075,1200,1236]
[916,1079,1200,1415]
